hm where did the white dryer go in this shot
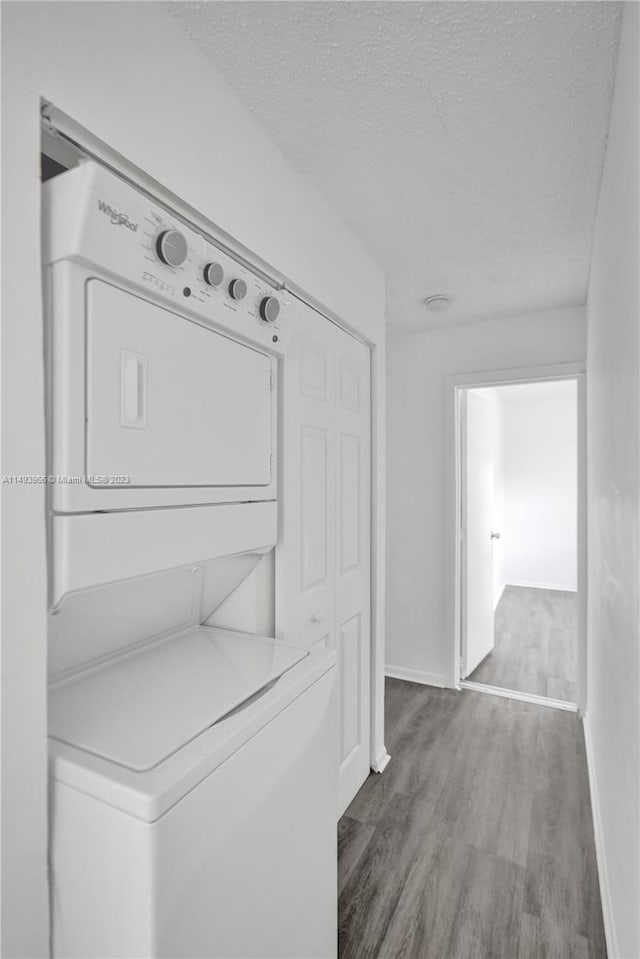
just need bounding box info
[44,162,337,959]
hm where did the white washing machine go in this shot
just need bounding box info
[48,626,337,959]
[43,162,337,959]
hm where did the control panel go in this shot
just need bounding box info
[42,161,293,356]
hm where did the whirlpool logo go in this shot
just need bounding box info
[97,199,138,232]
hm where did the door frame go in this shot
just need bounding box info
[444,362,587,714]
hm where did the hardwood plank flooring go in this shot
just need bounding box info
[338,680,606,959]
[468,586,577,703]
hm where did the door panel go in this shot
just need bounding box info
[280,324,336,651]
[301,427,329,592]
[301,338,329,400]
[339,613,362,760]
[335,330,371,812]
[278,303,371,815]
[462,390,497,677]
[339,359,361,411]
[339,434,361,573]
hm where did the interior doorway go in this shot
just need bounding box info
[448,367,586,713]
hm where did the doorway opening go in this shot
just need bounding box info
[448,367,585,713]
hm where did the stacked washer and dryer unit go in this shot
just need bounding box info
[44,161,337,959]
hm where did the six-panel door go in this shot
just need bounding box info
[277,302,371,816]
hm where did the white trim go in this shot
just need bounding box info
[444,375,464,689]
[385,665,446,688]
[369,342,388,774]
[506,580,578,593]
[583,713,617,959]
[445,361,586,391]
[371,748,391,774]
[576,372,588,717]
[445,362,587,714]
[460,680,577,712]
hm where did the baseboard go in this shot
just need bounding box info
[460,680,576,712]
[385,665,446,688]
[505,579,578,593]
[371,747,391,774]
[583,713,618,959]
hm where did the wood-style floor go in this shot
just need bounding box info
[468,586,577,703]
[338,680,606,959]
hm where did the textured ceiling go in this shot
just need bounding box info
[167,1,621,331]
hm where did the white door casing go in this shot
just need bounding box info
[461,390,496,678]
[277,301,371,817]
[446,368,585,700]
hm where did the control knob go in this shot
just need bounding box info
[203,262,224,287]
[229,278,248,301]
[259,296,280,324]
[156,229,188,268]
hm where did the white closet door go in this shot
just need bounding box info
[277,302,371,816]
[334,331,371,813]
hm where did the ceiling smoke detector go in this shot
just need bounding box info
[424,295,451,313]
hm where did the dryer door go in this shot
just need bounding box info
[86,280,273,489]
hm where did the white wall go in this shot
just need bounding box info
[584,4,640,957]
[386,306,586,686]
[500,382,578,592]
[0,3,385,955]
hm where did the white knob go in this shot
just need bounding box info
[229,278,247,301]
[156,229,188,267]
[311,611,324,623]
[260,295,280,323]
[203,262,224,287]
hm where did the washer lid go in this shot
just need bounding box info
[48,628,308,772]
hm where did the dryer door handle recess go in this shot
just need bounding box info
[121,350,148,430]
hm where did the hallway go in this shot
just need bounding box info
[468,586,577,703]
[338,680,605,959]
